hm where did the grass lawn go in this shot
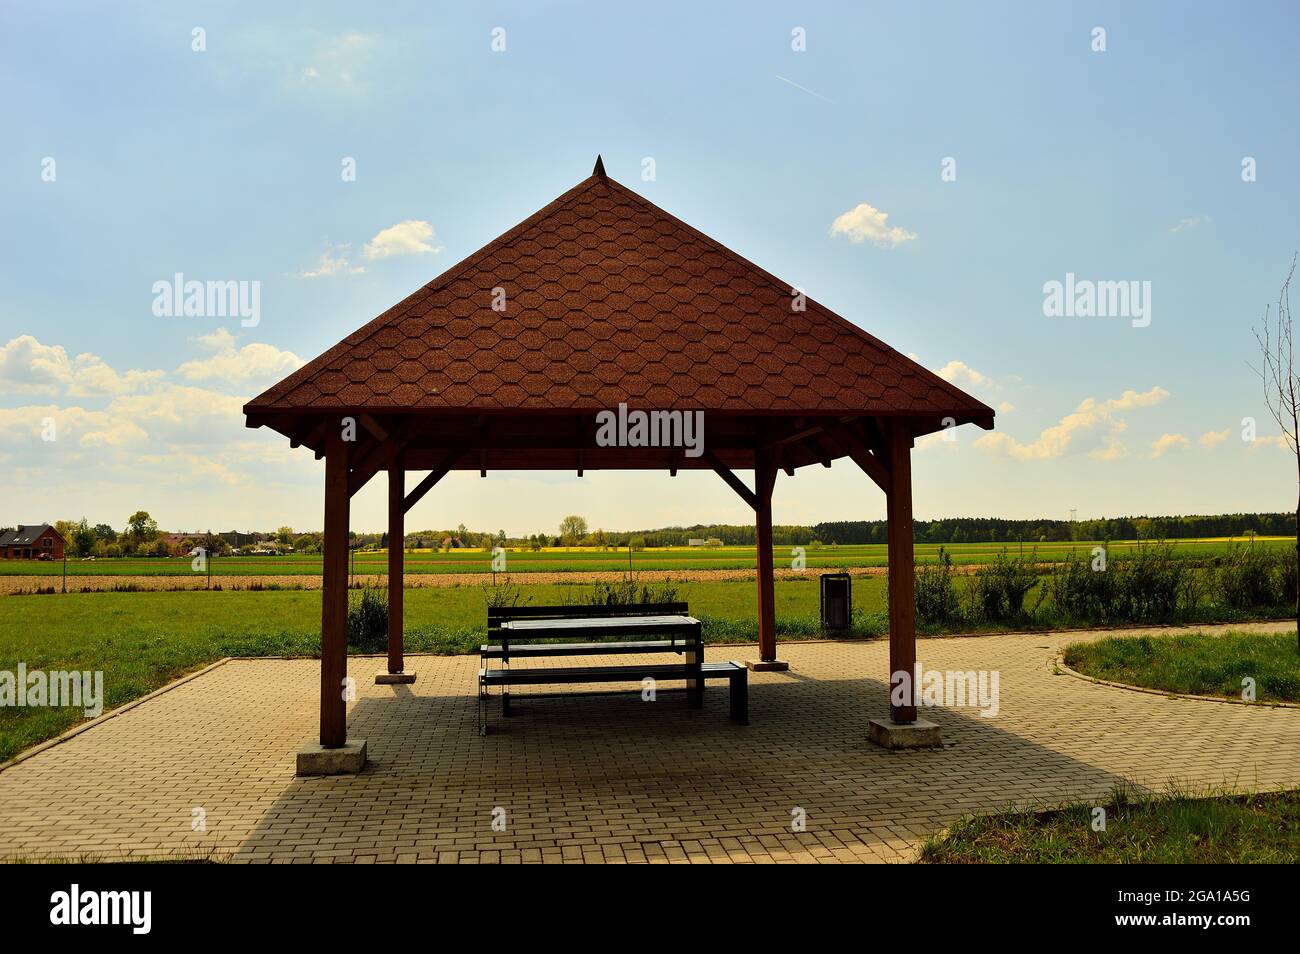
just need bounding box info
[1063,630,1300,703]
[0,578,888,762]
[920,787,1300,863]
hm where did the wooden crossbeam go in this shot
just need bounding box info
[822,420,890,494]
[347,434,393,497]
[403,447,466,513]
[801,434,834,468]
[702,449,758,511]
[359,414,390,443]
[291,420,326,451]
[776,445,794,477]
[759,419,822,450]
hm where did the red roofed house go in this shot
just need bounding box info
[246,157,994,769]
[0,524,64,560]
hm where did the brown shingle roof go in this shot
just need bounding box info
[245,165,993,426]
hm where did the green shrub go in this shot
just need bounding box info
[1050,549,1118,622]
[1215,544,1280,610]
[963,550,1039,623]
[1275,545,1298,608]
[347,584,388,652]
[481,575,530,611]
[572,577,681,606]
[1116,543,1185,621]
[915,547,960,626]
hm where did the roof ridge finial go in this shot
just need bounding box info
[592,154,606,177]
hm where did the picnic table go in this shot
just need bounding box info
[477,604,748,733]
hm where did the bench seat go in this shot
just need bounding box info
[479,661,747,728]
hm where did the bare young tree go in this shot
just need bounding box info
[1252,253,1299,651]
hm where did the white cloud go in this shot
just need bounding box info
[238,29,381,99]
[175,329,303,386]
[829,203,917,248]
[998,401,1015,413]
[1151,433,1190,458]
[1198,428,1230,448]
[1093,439,1128,461]
[1248,434,1294,453]
[363,219,441,260]
[0,333,293,475]
[0,404,148,448]
[132,450,248,486]
[297,242,365,278]
[974,386,1170,461]
[68,356,165,397]
[1169,215,1211,233]
[302,31,376,88]
[0,335,163,397]
[934,360,993,389]
[106,385,247,446]
[0,336,72,395]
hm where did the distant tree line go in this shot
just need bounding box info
[26,511,1294,558]
[807,513,1296,546]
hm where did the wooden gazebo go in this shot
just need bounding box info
[245,157,993,767]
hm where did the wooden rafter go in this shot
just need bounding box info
[702,449,758,510]
[822,419,890,494]
[403,446,467,513]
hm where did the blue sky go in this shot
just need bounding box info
[2,1,1298,535]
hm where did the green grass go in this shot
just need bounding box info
[0,578,888,762]
[920,786,1300,863]
[1063,630,1300,703]
[3,537,1290,577]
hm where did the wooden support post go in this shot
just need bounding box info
[754,447,780,665]
[320,425,350,747]
[387,454,406,675]
[885,420,918,723]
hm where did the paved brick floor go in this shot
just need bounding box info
[1,622,1296,863]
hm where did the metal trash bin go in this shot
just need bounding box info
[820,572,852,630]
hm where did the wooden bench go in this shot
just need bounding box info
[478,604,748,733]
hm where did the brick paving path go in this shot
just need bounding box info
[1,621,1296,863]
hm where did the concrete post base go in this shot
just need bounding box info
[375,672,416,685]
[746,659,790,672]
[867,718,942,750]
[296,739,367,775]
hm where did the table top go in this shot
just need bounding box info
[500,614,700,632]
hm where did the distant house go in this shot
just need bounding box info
[687,538,706,546]
[0,524,65,560]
